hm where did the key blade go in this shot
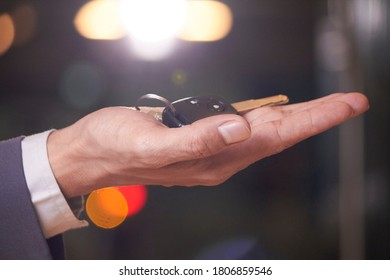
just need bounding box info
[232,94,289,114]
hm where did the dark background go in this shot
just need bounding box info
[0,0,389,259]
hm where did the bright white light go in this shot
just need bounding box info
[130,39,176,61]
[120,0,186,42]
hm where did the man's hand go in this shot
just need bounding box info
[47,92,369,198]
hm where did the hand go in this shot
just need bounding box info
[47,92,369,198]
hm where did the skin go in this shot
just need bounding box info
[47,92,369,198]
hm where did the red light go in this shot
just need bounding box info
[116,185,147,216]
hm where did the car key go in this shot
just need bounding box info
[161,94,289,127]
[135,93,289,128]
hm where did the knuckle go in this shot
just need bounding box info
[200,170,230,186]
[188,135,215,159]
[272,120,289,153]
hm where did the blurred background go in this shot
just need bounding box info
[0,0,389,259]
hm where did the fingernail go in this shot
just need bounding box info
[218,121,251,144]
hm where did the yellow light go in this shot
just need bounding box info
[179,0,233,42]
[86,187,128,229]
[120,0,186,42]
[172,69,187,86]
[74,0,126,40]
[0,13,15,56]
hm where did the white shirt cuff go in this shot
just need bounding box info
[22,130,88,238]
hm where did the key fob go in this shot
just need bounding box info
[162,96,238,128]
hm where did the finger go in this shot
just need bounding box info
[258,94,368,155]
[335,92,369,116]
[244,92,369,125]
[277,92,346,112]
[279,92,369,116]
[152,114,251,166]
[243,93,345,124]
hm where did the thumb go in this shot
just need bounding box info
[157,114,251,164]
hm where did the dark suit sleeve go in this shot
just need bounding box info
[0,137,63,259]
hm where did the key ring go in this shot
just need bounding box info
[135,93,176,113]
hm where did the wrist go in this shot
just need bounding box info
[47,127,97,198]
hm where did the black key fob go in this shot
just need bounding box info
[162,96,238,128]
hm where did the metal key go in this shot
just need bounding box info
[161,94,289,128]
[231,94,289,114]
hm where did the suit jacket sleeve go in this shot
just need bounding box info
[0,137,63,259]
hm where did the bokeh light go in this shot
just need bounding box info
[171,69,188,86]
[178,0,233,42]
[129,38,176,61]
[120,0,186,42]
[72,0,233,60]
[317,29,349,72]
[117,185,147,216]
[86,185,148,229]
[74,0,126,40]
[86,187,128,229]
[11,4,37,46]
[0,13,15,56]
[59,62,106,109]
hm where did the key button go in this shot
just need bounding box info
[208,100,225,112]
[189,98,200,105]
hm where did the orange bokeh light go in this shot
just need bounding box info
[86,187,128,229]
[74,0,126,40]
[86,185,148,229]
[178,0,233,42]
[0,13,15,56]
